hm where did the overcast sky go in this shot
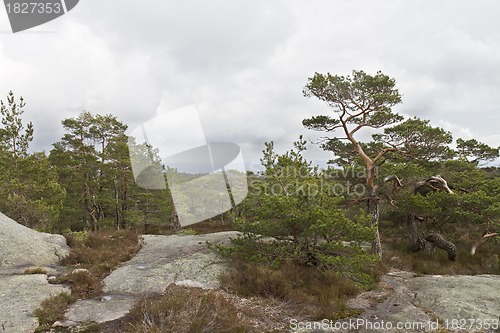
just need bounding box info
[1,0,499,171]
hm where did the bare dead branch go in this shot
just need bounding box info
[383,175,403,187]
[471,232,499,255]
[429,175,454,194]
[381,194,398,208]
[414,175,454,195]
[340,196,369,208]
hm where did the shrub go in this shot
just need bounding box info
[125,285,249,333]
[220,260,360,320]
[214,233,377,289]
[376,240,500,276]
[61,230,141,278]
[53,271,102,299]
[33,292,76,331]
[55,230,141,300]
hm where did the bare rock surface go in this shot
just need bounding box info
[0,212,69,270]
[295,271,500,333]
[63,231,240,326]
[61,233,500,332]
[103,232,239,294]
[4,214,497,333]
[407,274,500,324]
[0,212,71,333]
[64,295,139,325]
[0,274,70,333]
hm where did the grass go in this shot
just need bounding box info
[124,285,250,333]
[220,259,360,321]
[61,230,141,278]
[98,260,361,332]
[52,270,103,299]
[143,217,235,235]
[55,230,141,298]
[376,239,500,276]
[34,230,141,331]
[189,219,235,234]
[24,267,48,274]
[33,292,76,332]
[33,221,498,332]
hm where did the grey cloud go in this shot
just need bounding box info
[73,0,297,75]
[0,0,499,166]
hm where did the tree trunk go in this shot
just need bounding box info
[406,214,424,252]
[425,241,435,255]
[171,210,181,233]
[408,175,455,253]
[368,186,382,259]
[114,182,120,230]
[121,188,128,230]
[425,233,456,261]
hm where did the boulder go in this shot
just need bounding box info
[0,212,69,270]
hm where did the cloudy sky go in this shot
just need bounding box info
[1,0,499,171]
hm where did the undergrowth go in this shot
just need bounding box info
[213,233,371,321]
[376,239,500,276]
[34,230,141,331]
[220,259,361,321]
[34,292,76,332]
[61,230,141,279]
[125,285,249,333]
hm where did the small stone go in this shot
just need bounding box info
[175,279,206,289]
[72,268,90,275]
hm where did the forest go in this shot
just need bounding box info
[1,70,499,284]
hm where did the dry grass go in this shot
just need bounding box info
[55,230,141,298]
[220,260,360,321]
[34,230,142,331]
[24,267,48,275]
[62,230,141,278]
[376,240,500,276]
[143,218,235,235]
[33,292,76,332]
[102,266,355,333]
[53,270,103,299]
[125,285,250,333]
[99,285,291,333]
[189,219,235,234]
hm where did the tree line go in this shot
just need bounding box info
[0,92,172,232]
[1,69,499,274]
